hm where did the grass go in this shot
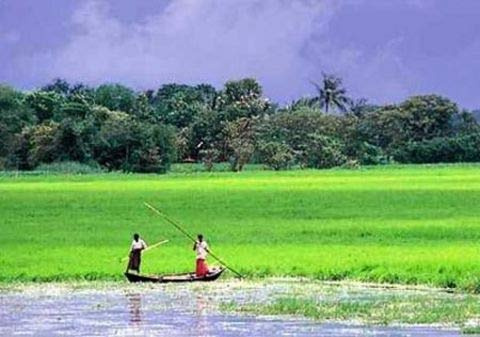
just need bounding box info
[462,326,480,334]
[223,293,480,326]
[1,164,480,289]
[218,279,480,327]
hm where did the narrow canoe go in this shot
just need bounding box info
[124,267,225,283]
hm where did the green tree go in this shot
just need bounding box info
[41,78,70,96]
[93,111,134,170]
[258,141,293,170]
[127,123,177,173]
[299,134,347,168]
[310,73,351,113]
[28,122,60,167]
[153,83,218,128]
[223,78,262,104]
[358,95,461,157]
[56,98,91,121]
[190,105,224,160]
[0,85,35,158]
[393,133,480,164]
[133,93,157,123]
[217,78,271,120]
[69,83,95,103]
[9,127,33,170]
[261,106,343,159]
[95,84,136,113]
[93,110,176,172]
[398,95,459,140]
[25,90,63,122]
[55,118,92,163]
[225,117,258,172]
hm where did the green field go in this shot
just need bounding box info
[1,164,480,290]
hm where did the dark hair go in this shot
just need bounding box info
[133,233,140,241]
[197,234,203,241]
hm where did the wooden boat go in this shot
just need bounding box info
[124,267,225,283]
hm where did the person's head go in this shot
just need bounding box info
[133,233,140,241]
[197,234,203,242]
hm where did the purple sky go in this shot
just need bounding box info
[1,0,479,109]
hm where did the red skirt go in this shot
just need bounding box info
[196,258,209,277]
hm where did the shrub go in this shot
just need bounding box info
[298,134,347,169]
[357,142,391,165]
[394,133,480,163]
[258,141,293,170]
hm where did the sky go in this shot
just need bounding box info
[1,0,479,109]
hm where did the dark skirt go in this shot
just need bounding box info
[128,249,142,272]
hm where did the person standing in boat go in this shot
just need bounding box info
[193,234,210,277]
[127,233,147,274]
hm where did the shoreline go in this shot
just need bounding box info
[0,276,462,292]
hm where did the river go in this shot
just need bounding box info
[0,280,462,336]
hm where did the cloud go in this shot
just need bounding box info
[23,0,416,105]
[340,38,417,104]
[26,0,337,100]
[405,0,435,10]
[0,30,19,44]
[304,35,416,104]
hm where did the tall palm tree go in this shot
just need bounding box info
[310,73,351,113]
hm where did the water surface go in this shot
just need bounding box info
[0,281,463,336]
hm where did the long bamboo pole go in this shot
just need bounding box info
[144,202,243,278]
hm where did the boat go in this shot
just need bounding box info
[124,267,225,283]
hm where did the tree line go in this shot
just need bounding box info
[0,75,479,173]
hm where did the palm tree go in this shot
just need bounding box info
[310,73,351,113]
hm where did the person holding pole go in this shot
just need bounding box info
[193,234,210,277]
[144,202,243,278]
[127,233,147,274]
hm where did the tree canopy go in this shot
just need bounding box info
[0,76,478,172]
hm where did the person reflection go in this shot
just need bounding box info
[126,293,143,325]
[194,293,208,336]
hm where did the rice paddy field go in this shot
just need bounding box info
[1,164,480,291]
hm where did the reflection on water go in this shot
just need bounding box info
[195,293,208,337]
[126,293,143,325]
[0,282,463,337]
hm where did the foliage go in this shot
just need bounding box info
[394,133,480,163]
[25,90,63,122]
[217,78,271,120]
[0,85,35,157]
[258,141,293,170]
[95,84,136,113]
[298,134,347,168]
[28,121,60,166]
[0,77,478,173]
[92,111,176,173]
[355,142,391,165]
[225,117,258,171]
[310,73,351,113]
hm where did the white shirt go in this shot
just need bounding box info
[195,241,209,259]
[131,239,147,250]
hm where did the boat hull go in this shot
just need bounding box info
[124,267,225,283]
